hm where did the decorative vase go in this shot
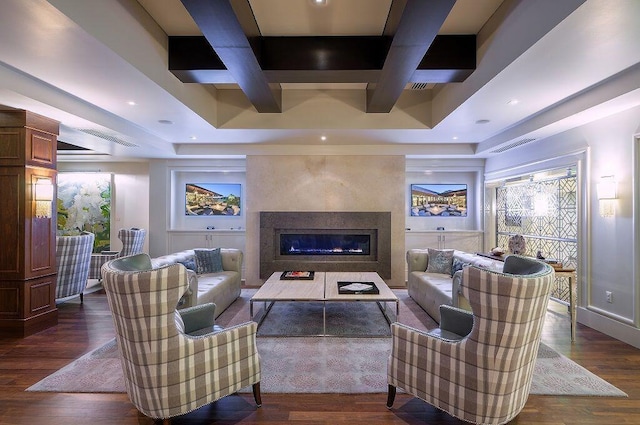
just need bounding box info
[508,234,527,255]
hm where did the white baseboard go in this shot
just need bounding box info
[577,307,640,349]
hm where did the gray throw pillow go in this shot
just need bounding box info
[426,248,454,275]
[194,248,223,274]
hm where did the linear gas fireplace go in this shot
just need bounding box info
[280,233,371,256]
[260,212,391,279]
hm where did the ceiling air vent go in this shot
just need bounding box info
[490,138,537,154]
[410,82,429,90]
[76,129,138,148]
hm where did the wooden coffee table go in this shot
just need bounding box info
[250,271,399,336]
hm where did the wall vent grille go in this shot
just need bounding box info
[76,129,138,147]
[490,138,537,153]
[410,82,429,90]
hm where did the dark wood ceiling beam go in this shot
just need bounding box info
[366,0,457,113]
[180,0,281,113]
[169,35,474,84]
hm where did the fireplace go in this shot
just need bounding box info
[279,233,371,256]
[260,212,391,278]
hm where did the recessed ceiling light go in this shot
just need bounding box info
[475,119,490,125]
[507,99,520,105]
[189,136,197,140]
[452,136,458,140]
[158,119,173,125]
[320,135,327,141]
[311,0,327,6]
[127,101,136,106]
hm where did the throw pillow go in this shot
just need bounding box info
[194,248,223,274]
[426,248,454,275]
[177,258,197,272]
[450,257,469,277]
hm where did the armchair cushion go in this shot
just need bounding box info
[175,303,224,335]
[430,305,473,340]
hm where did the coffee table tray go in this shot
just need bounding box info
[337,281,380,295]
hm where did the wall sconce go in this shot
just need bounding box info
[597,175,617,217]
[34,178,54,219]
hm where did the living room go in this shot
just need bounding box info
[1,0,640,423]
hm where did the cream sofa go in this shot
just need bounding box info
[152,248,242,318]
[406,249,503,322]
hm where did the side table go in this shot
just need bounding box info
[553,268,578,342]
[89,251,119,281]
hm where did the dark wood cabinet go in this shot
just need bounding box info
[0,109,58,337]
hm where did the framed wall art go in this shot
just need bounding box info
[410,183,467,217]
[57,173,112,252]
[185,183,241,216]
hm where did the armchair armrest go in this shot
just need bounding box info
[436,305,473,340]
[178,303,217,334]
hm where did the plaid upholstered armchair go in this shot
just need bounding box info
[116,227,146,257]
[101,253,261,422]
[89,227,146,280]
[387,255,554,425]
[55,231,95,302]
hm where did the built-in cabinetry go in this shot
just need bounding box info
[406,230,483,253]
[167,230,246,278]
[405,230,484,278]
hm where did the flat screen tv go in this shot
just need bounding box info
[410,184,467,217]
[185,183,241,216]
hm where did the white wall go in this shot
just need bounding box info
[485,105,640,348]
[148,158,247,256]
[58,161,150,253]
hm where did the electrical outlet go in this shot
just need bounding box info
[606,291,613,303]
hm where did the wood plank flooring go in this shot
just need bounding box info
[1,290,639,424]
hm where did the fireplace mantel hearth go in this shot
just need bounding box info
[260,212,391,279]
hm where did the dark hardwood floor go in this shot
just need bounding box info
[1,289,639,425]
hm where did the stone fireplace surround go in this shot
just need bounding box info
[260,211,391,279]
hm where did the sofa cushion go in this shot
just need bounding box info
[450,257,469,277]
[426,248,454,275]
[177,258,197,272]
[194,248,223,274]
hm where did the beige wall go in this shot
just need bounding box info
[246,155,406,286]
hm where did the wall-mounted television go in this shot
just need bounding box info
[410,184,467,217]
[185,183,241,216]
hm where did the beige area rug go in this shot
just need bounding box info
[26,290,627,397]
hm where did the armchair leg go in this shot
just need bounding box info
[386,384,396,409]
[80,293,84,304]
[253,382,262,407]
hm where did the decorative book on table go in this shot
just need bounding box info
[337,281,380,294]
[280,271,315,280]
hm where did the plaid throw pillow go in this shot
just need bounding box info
[194,248,223,274]
[426,248,454,275]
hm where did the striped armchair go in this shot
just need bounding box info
[89,228,146,280]
[101,253,261,422]
[117,227,146,257]
[387,255,554,425]
[55,231,95,302]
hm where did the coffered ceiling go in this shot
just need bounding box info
[0,0,638,160]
